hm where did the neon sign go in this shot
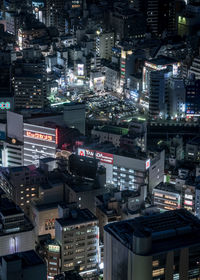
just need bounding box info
[78,148,113,164]
[25,131,53,141]
[0,102,10,110]
[146,159,150,169]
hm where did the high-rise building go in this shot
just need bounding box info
[134,0,176,36]
[104,209,200,280]
[149,69,171,119]
[13,59,47,110]
[55,207,99,274]
[185,78,200,117]
[46,0,65,34]
[0,250,47,280]
[168,76,185,119]
[96,31,114,60]
[109,6,146,40]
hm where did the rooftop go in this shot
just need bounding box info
[146,55,178,66]
[93,125,129,135]
[56,208,97,227]
[154,182,180,194]
[104,209,200,255]
[2,250,44,267]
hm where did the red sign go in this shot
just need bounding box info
[184,200,193,206]
[25,131,53,141]
[95,151,113,164]
[78,148,113,164]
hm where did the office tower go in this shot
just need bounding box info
[63,102,85,135]
[96,32,114,60]
[185,78,200,117]
[104,209,200,280]
[134,0,176,36]
[149,69,171,119]
[0,194,35,256]
[0,250,47,280]
[13,59,47,110]
[168,76,185,119]
[46,0,65,34]
[109,6,146,40]
[55,207,99,274]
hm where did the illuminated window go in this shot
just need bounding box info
[31,188,36,191]
[152,268,164,277]
[64,262,73,268]
[152,260,159,267]
[27,200,30,203]
[26,194,30,197]
[26,188,29,191]
[31,194,36,197]
[21,197,24,200]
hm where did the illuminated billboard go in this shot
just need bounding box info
[78,148,113,164]
[25,131,53,141]
[0,102,10,110]
[146,159,150,169]
[77,64,84,76]
[184,200,193,206]
[48,244,60,253]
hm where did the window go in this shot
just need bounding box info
[152,268,164,277]
[64,262,73,268]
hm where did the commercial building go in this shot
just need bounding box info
[45,239,61,279]
[46,0,65,34]
[104,209,200,280]
[77,146,164,192]
[142,56,179,93]
[149,69,171,119]
[23,123,58,166]
[2,137,24,167]
[0,250,47,280]
[30,202,59,239]
[96,186,147,241]
[185,78,200,117]
[153,182,181,211]
[13,60,47,109]
[109,6,146,40]
[55,207,99,274]
[96,31,114,60]
[0,195,35,256]
[168,77,185,119]
[0,165,44,211]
